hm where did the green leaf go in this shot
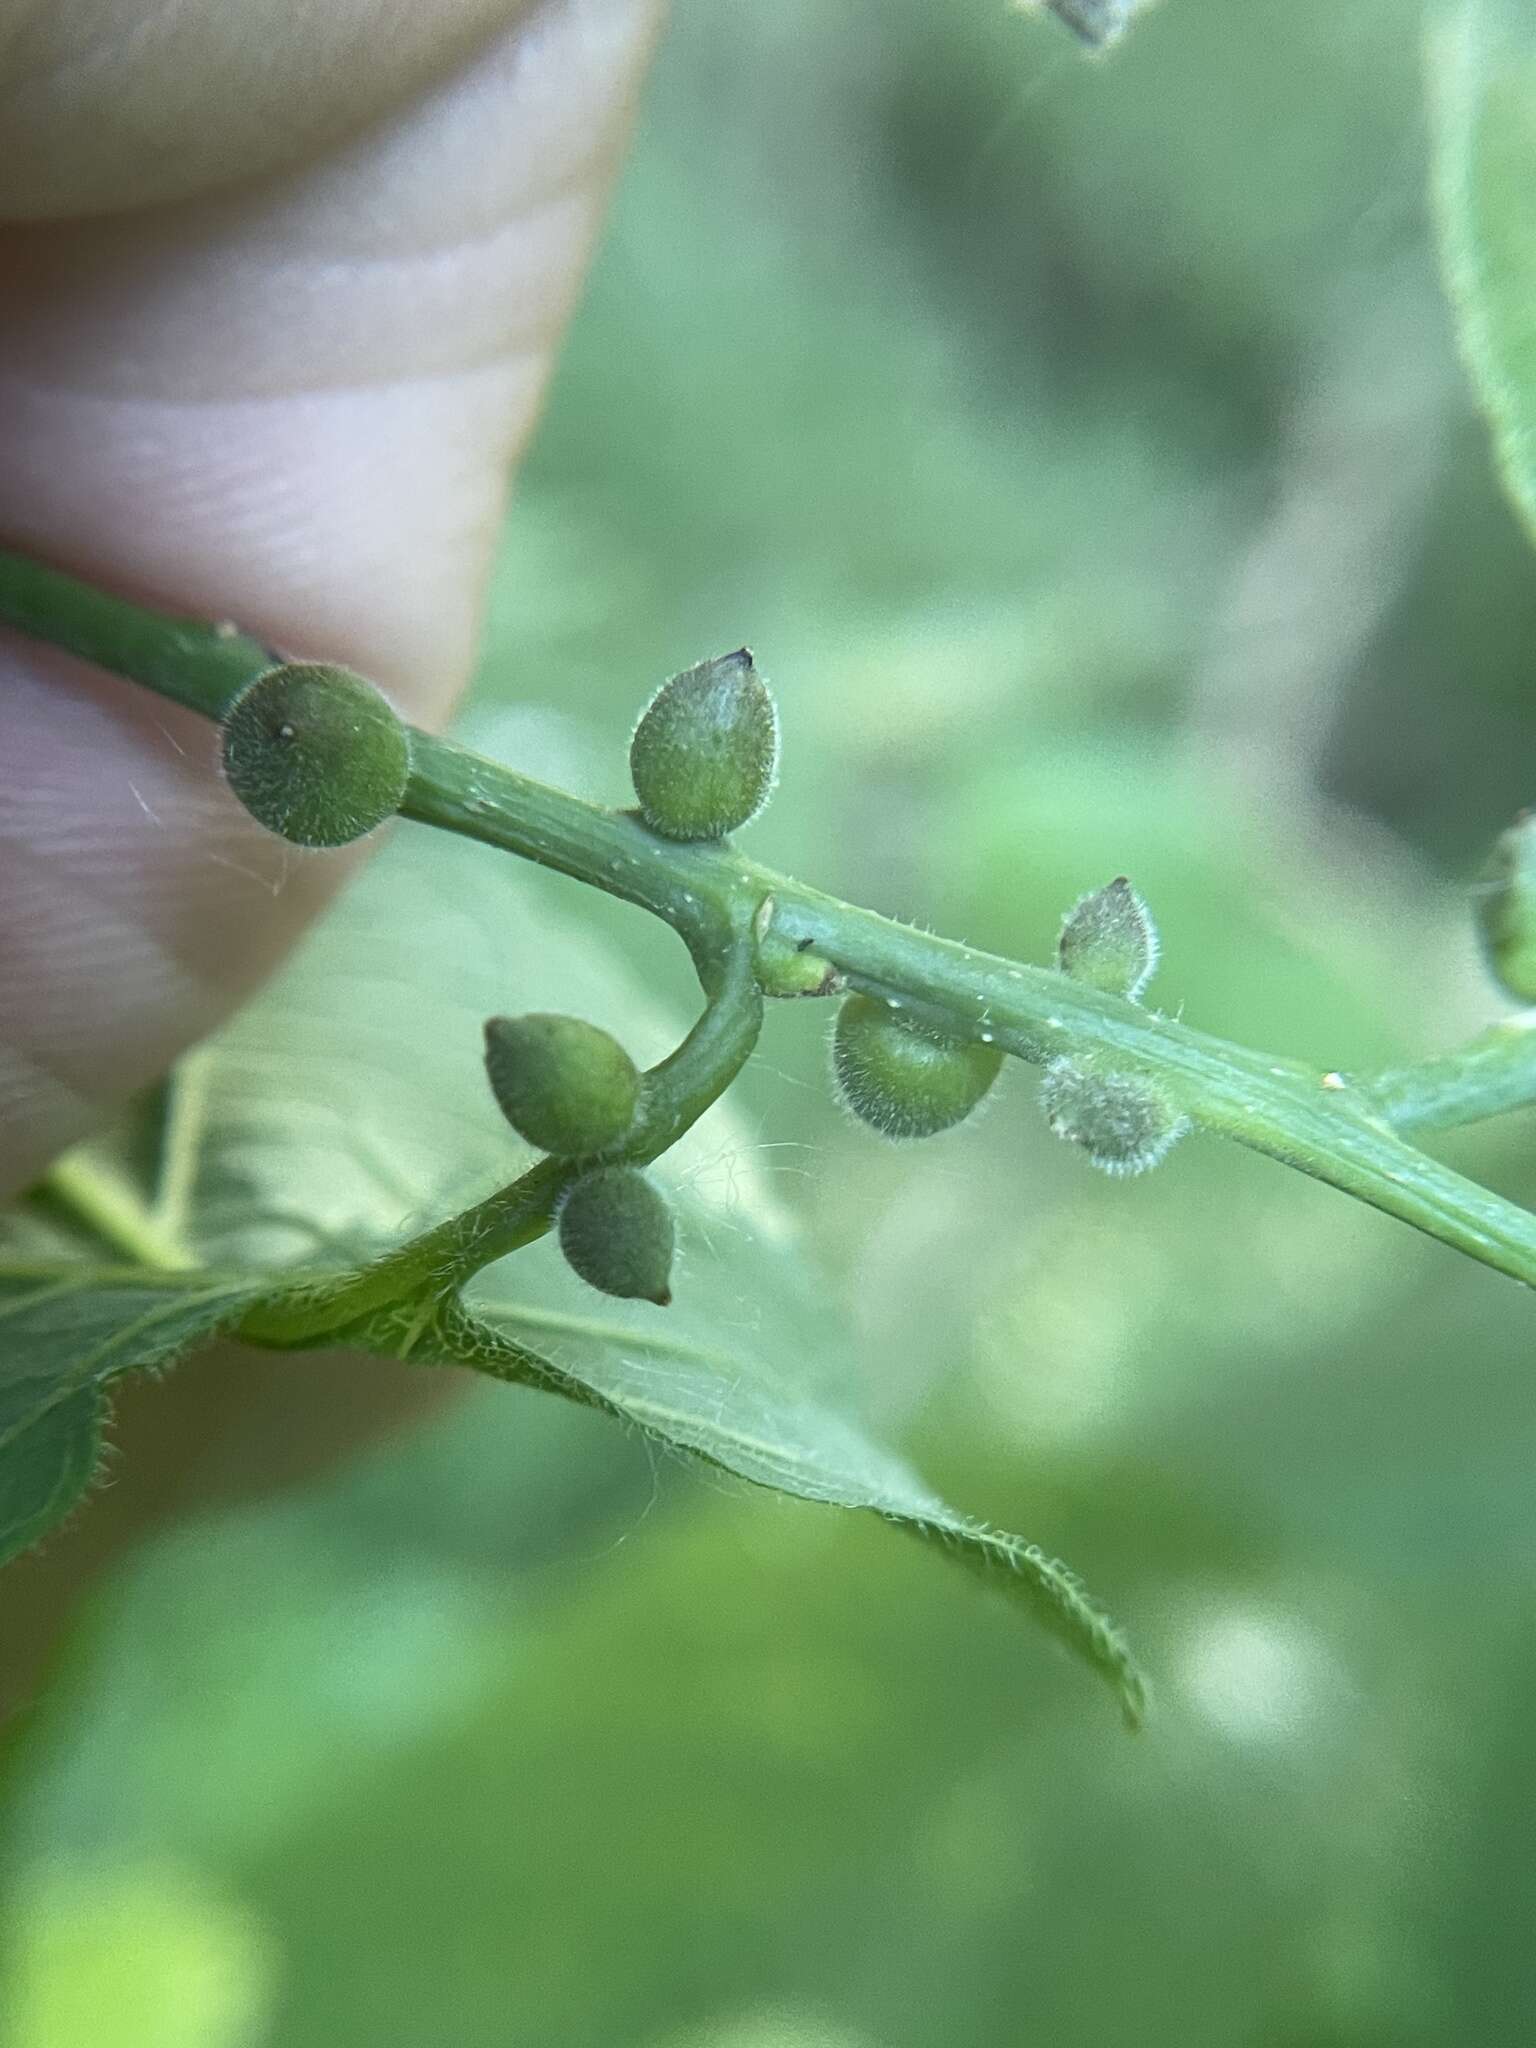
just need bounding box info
[1430,0,1536,545]
[443,1299,1147,1727]
[6,749,1143,1719]
[220,793,1143,1718]
[0,1267,260,1566]
[334,1203,1145,1725]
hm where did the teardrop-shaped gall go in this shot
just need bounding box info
[1038,1055,1187,1176]
[832,994,1003,1139]
[629,649,779,841]
[484,1014,641,1156]
[1476,812,1536,1003]
[557,1166,675,1305]
[221,663,410,848]
[1058,876,1159,1001]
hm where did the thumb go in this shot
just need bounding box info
[0,0,662,1197]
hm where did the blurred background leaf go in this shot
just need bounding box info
[7,0,1536,2040]
[1432,0,1536,549]
[5,1863,273,2048]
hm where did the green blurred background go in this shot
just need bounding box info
[7,0,1536,2040]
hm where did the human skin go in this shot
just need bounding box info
[0,0,664,1698]
[0,0,663,1188]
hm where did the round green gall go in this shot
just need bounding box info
[483,1014,641,1156]
[557,1165,675,1306]
[831,993,1003,1139]
[1475,812,1536,1004]
[221,663,410,848]
[1038,1055,1187,1176]
[629,648,779,841]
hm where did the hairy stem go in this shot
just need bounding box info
[1365,1017,1536,1136]
[2,544,1533,1291]
[237,938,764,1344]
[0,547,274,714]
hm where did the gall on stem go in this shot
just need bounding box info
[1038,1054,1188,1177]
[831,993,1003,1140]
[557,1165,676,1306]
[484,1014,641,1157]
[221,663,411,848]
[629,649,779,842]
[1058,876,1160,1002]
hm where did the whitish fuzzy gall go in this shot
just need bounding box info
[1038,1055,1187,1176]
[629,649,779,841]
[1058,877,1159,1001]
[832,994,1003,1139]
[484,1014,641,1156]
[557,1166,675,1305]
[221,663,410,847]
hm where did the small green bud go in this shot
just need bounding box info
[1475,812,1536,1003]
[832,993,1003,1139]
[756,937,842,999]
[1038,1055,1187,1176]
[221,663,410,848]
[558,1165,675,1305]
[1058,876,1159,1001]
[629,649,779,841]
[484,1014,641,1156]
[752,895,841,998]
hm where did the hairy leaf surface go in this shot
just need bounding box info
[428,1294,1145,1724]
[2,730,1143,1716]
[0,1268,261,1565]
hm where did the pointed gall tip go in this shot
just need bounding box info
[649,1286,674,1308]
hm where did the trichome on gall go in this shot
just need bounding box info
[1038,1054,1187,1176]
[1057,876,1159,1002]
[221,662,410,848]
[831,993,1003,1140]
[557,1165,676,1305]
[629,649,779,841]
[483,1014,641,1157]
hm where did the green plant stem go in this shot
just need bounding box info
[764,889,1536,1273]
[401,730,744,960]
[1365,1018,1536,1135]
[3,543,1535,1290]
[401,734,1536,1284]
[0,547,273,713]
[238,938,764,1344]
